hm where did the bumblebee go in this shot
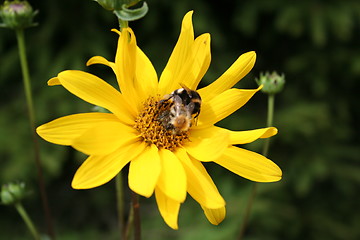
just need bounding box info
[158,84,202,135]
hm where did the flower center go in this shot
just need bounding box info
[133,97,189,151]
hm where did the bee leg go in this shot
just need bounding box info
[158,94,173,106]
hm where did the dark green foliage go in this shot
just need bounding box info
[1,0,359,239]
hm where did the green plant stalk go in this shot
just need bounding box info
[238,94,275,240]
[15,202,41,240]
[262,94,275,157]
[118,18,129,29]
[125,201,134,240]
[115,173,125,239]
[131,191,141,240]
[15,29,55,239]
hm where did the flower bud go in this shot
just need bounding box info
[93,0,121,11]
[256,71,285,95]
[92,0,148,21]
[93,0,141,11]
[1,182,26,205]
[0,0,38,29]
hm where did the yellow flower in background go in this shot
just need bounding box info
[36,11,281,229]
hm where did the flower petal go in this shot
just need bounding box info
[155,187,181,230]
[72,141,145,189]
[36,113,119,145]
[176,148,225,209]
[57,70,136,124]
[184,127,229,162]
[114,28,139,105]
[72,121,139,155]
[157,149,187,203]
[228,127,278,144]
[128,144,161,197]
[86,56,116,71]
[198,51,256,101]
[48,77,60,86]
[186,33,211,90]
[158,19,210,95]
[158,11,194,95]
[134,47,158,101]
[197,87,261,127]
[202,206,226,225]
[215,146,282,182]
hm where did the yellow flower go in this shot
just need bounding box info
[37,11,281,229]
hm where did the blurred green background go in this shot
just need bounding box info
[1,0,360,239]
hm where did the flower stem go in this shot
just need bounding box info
[237,183,257,239]
[15,202,41,240]
[124,202,134,240]
[118,18,129,29]
[262,94,275,157]
[237,93,275,240]
[115,173,125,239]
[131,191,141,240]
[15,29,55,239]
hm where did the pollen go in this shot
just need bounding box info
[134,97,189,151]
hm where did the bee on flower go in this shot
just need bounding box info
[36,11,282,229]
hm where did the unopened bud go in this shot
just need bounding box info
[0,0,38,29]
[93,0,141,11]
[93,0,121,11]
[92,0,148,21]
[256,71,285,95]
[1,182,26,205]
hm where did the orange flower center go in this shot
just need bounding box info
[133,97,189,151]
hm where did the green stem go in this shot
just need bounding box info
[118,18,128,30]
[237,183,257,239]
[123,192,140,240]
[131,191,141,240]
[262,94,275,157]
[115,173,125,239]
[237,93,275,240]
[15,202,41,240]
[15,29,55,239]
[124,202,134,240]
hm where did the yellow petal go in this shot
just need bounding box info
[128,144,161,197]
[86,56,116,71]
[197,87,261,127]
[155,187,181,230]
[57,70,136,124]
[198,51,256,101]
[172,33,211,91]
[36,113,118,145]
[157,149,187,203]
[158,11,194,95]
[186,33,211,90]
[133,47,158,101]
[114,28,139,106]
[184,127,229,162]
[72,121,139,155]
[228,127,278,144]
[48,77,60,86]
[176,148,225,209]
[202,206,226,225]
[72,141,145,189]
[87,37,155,109]
[215,146,282,182]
